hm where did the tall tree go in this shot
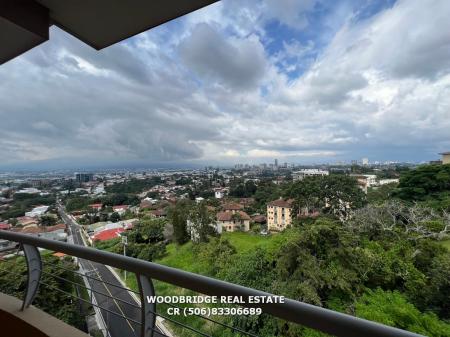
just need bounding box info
[167,199,192,245]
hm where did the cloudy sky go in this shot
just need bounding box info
[1,0,450,170]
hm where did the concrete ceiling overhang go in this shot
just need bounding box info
[0,0,218,65]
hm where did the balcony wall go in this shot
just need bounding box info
[0,292,89,337]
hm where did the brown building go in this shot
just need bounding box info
[267,198,294,231]
[216,211,250,232]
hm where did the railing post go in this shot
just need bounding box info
[137,274,156,337]
[21,243,42,310]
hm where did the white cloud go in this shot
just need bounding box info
[0,0,449,168]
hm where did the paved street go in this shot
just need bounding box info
[58,205,162,337]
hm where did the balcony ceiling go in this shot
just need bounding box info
[0,0,218,65]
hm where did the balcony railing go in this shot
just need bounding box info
[0,230,424,337]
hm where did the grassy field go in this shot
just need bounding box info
[441,239,450,251]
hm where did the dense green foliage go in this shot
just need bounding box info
[167,199,192,245]
[0,255,87,329]
[355,289,450,336]
[195,218,450,336]
[394,164,450,202]
[65,196,94,212]
[229,179,257,198]
[105,177,162,194]
[367,183,398,204]
[286,175,366,220]
[0,193,55,220]
[96,218,167,261]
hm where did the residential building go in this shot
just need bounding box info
[378,178,399,185]
[293,169,329,181]
[216,211,250,232]
[440,152,450,164]
[0,223,11,230]
[89,203,103,211]
[214,189,226,199]
[351,174,377,193]
[92,227,125,242]
[112,205,129,215]
[74,172,94,183]
[16,187,40,194]
[16,216,39,226]
[267,198,294,231]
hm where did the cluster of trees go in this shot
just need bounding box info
[95,218,167,262]
[65,193,139,213]
[0,255,87,330]
[394,164,450,203]
[167,200,217,245]
[0,193,55,220]
[228,179,257,198]
[105,177,162,194]
[193,217,450,336]
[286,175,366,220]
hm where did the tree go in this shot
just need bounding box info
[188,202,217,243]
[40,215,57,226]
[109,212,121,222]
[286,175,366,221]
[394,164,450,201]
[167,200,192,245]
[355,289,450,336]
[347,200,450,240]
[199,237,237,276]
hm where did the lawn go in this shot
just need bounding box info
[441,239,450,251]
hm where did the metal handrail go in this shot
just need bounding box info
[0,230,424,337]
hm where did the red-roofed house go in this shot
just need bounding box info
[112,205,129,215]
[16,216,38,226]
[0,223,11,230]
[89,203,103,211]
[92,228,124,242]
[216,210,250,232]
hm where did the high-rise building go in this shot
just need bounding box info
[75,172,94,183]
[362,158,369,166]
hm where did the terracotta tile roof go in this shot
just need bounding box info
[92,228,124,241]
[267,198,294,208]
[217,210,251,222]
[53,252,67,258]
[252,215,266,223]
[113,205,129,211]
[0,223,11,230]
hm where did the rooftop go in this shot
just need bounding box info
[268,198,294,208]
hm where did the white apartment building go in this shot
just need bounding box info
[293,169,329,181]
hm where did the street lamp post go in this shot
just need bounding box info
[121,234,128,281]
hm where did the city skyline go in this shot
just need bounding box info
[1,0,450,170]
